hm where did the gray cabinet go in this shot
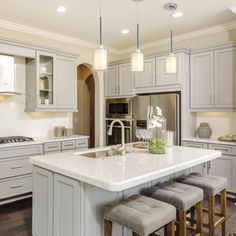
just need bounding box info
[26,50,77,112]
[134,58,156,88]
[56,56,77,111]
[105,64,133,97]
[104,65,119,97]
[54,174,81,236]
[33,167,53,236]
[214,47,236,108]
[190,51,214,109]
[182,140,236,193]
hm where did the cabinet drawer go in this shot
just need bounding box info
[44,142,61,153]
[208,144,233,155]
[0,175,32,200]
[0,157,32,179]
[182,141,207,149]
[0,144,43,159]
[76,139,88,148]
[62,140,76,151]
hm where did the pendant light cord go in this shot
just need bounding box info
[136,1,140,50]
[170,10,173,53]
[99,0,103,45]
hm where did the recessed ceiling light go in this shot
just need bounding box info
[121,29,130,34]
[56,6,67,13]
[173,11,183,18]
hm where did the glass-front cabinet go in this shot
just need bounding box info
[37,51,56,107]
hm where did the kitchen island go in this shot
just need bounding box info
[30,144,221,236]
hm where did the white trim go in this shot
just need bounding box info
[117,21,236,55]
[0,19,236,55]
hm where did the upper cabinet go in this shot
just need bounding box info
[26,50,77,112]
[190,51,214,109]
[104,63,133,97]
[134,58,156,88]
[214,48,236,109]
[190,45,236,111]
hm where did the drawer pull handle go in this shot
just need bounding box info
[47,145,59,149]
[11,166,23,170]
[188,145,201,148]
[64,144,74,147]
[11,185,23,189]
[214,148,230,152]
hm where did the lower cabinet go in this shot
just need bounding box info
[54,174,81,236]
[33,167,53,236]
[182,140,236,194]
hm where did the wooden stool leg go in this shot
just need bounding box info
[190,207,195,227]
[208,195,215,236]
[178,210,187,236]
[164,220,175,236]
[221,189,227,236]
[104,219,112,236]
[195,201,203,236]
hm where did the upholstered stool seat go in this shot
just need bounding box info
[104,194,176,236]
[178,172,227,196]
[145,181,204,236]
[178,173,227,236]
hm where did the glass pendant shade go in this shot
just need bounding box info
[94,45,107,70]
[132,49,144,72]
[166,53,177,74]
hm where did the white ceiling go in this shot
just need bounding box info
[0,0,236,50]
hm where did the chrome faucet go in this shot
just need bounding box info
[107,119,126,156]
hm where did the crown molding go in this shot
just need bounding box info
[0,19,236,56]
[0,19,118,54]
[116,20,236,55]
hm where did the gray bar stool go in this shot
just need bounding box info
[145,181,204,236]
[103,194,176,236]
[178,172,227,236]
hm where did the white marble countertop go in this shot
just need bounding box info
[0,135,89,149]
[30,144,221,192]
[182,137,236,146]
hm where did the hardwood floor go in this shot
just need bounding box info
[0,198,32,236]
[0,197,235,236]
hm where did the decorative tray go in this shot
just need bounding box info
[132,142,148,149]
[218,135,236,142]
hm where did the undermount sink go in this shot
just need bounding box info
[78,147,128,159]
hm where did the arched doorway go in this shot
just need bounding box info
[73,64,95,148]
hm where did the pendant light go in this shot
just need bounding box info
[94,0,107,70]
[132,0,144,72]
[165,3,177,74]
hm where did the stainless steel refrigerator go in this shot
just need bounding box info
[133,93,181,145]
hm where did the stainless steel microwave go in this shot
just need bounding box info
[106,98,133,119]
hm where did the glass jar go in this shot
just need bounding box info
[148,118,166,154]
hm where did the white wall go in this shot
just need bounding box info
[0,57,70,137]
[196,112,236,138]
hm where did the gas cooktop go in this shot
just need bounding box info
[0,136,34,144]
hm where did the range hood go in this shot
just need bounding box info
[0,54,24,96]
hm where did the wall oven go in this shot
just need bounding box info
[106,119,132,146]
[106,98,132,119]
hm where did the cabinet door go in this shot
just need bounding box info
[215,48,236,108]
[190,52,214,109]
[56,57,77,110]
[182,141,208,174]
[134,58,156,88]
[33,167,53,236]
[54,174,81,236]
[209,155,236,193]
[104,65,119,97]
[119,63,133,96]
[37,50,56,108]
[156,55,181,86]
